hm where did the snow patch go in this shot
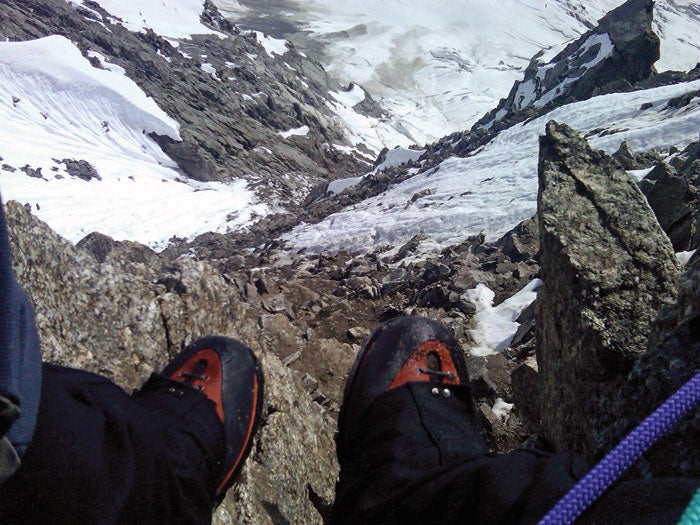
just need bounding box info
[464,279,541,357]
[627,166,655,182]
[253,31,289,57]
[86,50,126,74]
[84,0,225,40]
[278,126,309,139]
[677,250,697,266]
[579,32,615,69]
[375,147,426,173]
[201,62,220,80]
[330,84,366,107]
[492,398,514,419]
[514,79,537,110]
[328,176,364,195]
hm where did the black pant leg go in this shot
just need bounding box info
[331,382,576,524]
[331,382,697,524]
[0,364,225,524]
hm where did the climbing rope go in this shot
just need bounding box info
[538,370,700,525]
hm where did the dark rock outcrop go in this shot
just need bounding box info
[611,140,661,170]
[535,121,679,458]
[477,0,659,130]
[639,141,700,251]
[603,253,700,477]
[76,231,159,266]
[495,217,539,264]
[61,159,101,181]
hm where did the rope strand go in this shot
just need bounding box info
[538,371,700,525]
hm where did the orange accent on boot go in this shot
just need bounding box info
[216,373,260,496]
[387,340,460,390]
[167,348,224,420]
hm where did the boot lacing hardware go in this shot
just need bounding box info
[420,351,454,400]
[418,352,454,380]
[418,368,454,379]
[178,359,209,391]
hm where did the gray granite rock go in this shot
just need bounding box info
[6,201,337,524]
[535,121,679,459]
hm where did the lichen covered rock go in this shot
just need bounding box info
[535,121,679,458]
[6,200,337,524]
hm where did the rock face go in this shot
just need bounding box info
[0,0,368,208]
[478,0,659,130]
[639,141,700,251]
[535,121,679,458]
[6,201,338,524]
[604,252,700,477]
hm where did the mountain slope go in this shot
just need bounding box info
[0,0,401,247]
[282,78,700,256]
[0,35,270,248]
[0,0,698,255]
[222,0,700,145]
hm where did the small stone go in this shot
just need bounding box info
[281,351,301,367]
[300,372,318,392]
[347,326,370,341]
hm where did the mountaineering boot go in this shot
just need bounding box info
[161,336,264,500]
[330,316,488,524]
[336,316,471,464]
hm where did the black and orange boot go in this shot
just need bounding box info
[331,317,488,524]
[161,336,264,500]
[336,316,473,464]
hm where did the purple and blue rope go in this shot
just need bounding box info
[538,370,700,525]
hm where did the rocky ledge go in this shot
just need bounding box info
[7,120,700,522]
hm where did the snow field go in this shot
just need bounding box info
[248,0,628,144]
[220,0,700,146]
[253,31,289,57]
[282,79,700,255]
[72,0,225,40]
[0,36,268,250]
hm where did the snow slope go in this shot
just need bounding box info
[71,0,225,41]
[282,79,700,256]
[0,35,268,249]
[1,0,698,253]
[220,0,700,145]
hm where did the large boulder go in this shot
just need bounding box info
[601,251,700,477]
[535,121,679,459]
[5,201,338,524]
